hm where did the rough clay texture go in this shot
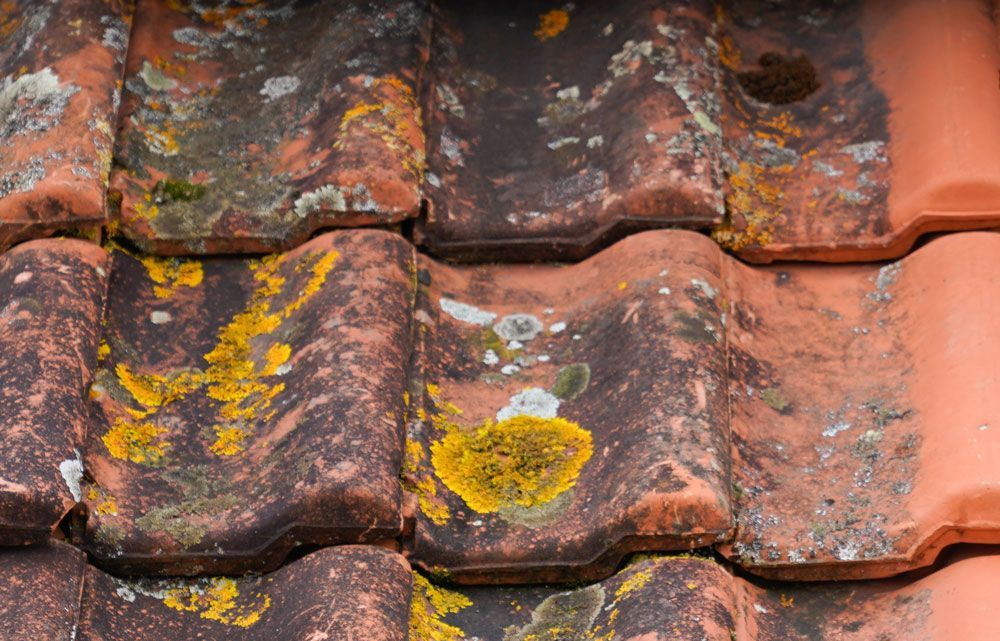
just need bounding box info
[416,0,724,260]
[83,230,415,574]
[0,0,132,249]
[111,0,430,254]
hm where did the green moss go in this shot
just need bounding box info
[153,178,207,202]
[760,387,789,412]
[552,363,591,400]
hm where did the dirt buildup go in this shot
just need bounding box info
[737,52,820,105]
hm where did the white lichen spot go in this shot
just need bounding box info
[116,585,138,603]
[483,349,500,366]
[501,364,521,376]
[138,61,177,92]
[150,311,172,324]
[840,141,886,164]
[586,135,604,148]
[59,450,84,502]
[507,340,524,350]
[496,387,560,422]
[494,314,544,341]
[537,354,550,362]
[549,321,566,333]
[440,128,464,166]
[1,67,79,139]
[13,271,32,284]
[439,298,496,326]
[547,136,580,150]
[556,86,580,100]
[658,287,671,295]
[644,133,657,143]
[260,75,300,101]
[602,23,614,36]
[979,424,990,431]
[822,422,852,438]
[690,278,718,299]
[693,111,721,136]
[426,172,441,188]
[293,185,347,218]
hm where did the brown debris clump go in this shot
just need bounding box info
[737,52,820,104]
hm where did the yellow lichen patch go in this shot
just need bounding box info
[87,486,119,516]
[431,416,593,513]
[613,566,653,603]
[210,426,250,456]
[139,255,204,298]
[409,573,470,641]
[336,76,426,182]
[143,122,180,156]
[718,35,741,70]
[116,363,202,413]
[402,439,450,525]
[102,419,171,464]
[163,577,271,628]
[97,340,111,361]
[535,9,569,41]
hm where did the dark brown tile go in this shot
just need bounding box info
[0,0,132,250]
[0,239,108,544]
[110,0,429,254]
[0,542,87,641]
[82,230,415,574]
[415,0,723,260]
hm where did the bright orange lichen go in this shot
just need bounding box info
[102,419,171,464]
[163,577,271,628]
[534,9,569,41]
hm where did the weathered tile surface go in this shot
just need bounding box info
[0,238,108,544]
[405,231,732,582]
[0,542,88,641]
[415,0,723,261]
[110,0,429,254]
[725,232,1000,579]
[79,545,412,641]
[83,230,415,574]
[0,0,132,250]
[715,0,1000,262]
[417,552,1000,640]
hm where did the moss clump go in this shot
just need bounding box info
[153,178,207,202]
[431,415,593,513]
[552,363,591,400]
[760,387,790,412]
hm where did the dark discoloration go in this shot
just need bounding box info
[0,239,109,544]
[0,0,132,250]
[111,0,430,254]
[83,230,416,574]
[0,542,89,640]
[416,0,723,261]
[714,0,893,258]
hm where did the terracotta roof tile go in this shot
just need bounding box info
[419,552,1000,640]
[0,238,108,544]
[83,230,414,573]
[414,0,724,260]
[406,231,732,582]
[716,0,1000,262]
[109,0,429,254]
[0,0,131,249]
[0,543,412,640]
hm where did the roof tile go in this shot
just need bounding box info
[0,238,108,544]
[716,0,1000,262]
[406,231,732,582]
[110,0,429,254]
[83,230,415,573]
[415,0,724,260]
[0,0,132,250]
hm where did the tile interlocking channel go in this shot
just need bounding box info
[1,229,1000,581]
[1,543,999,639]
[7,0,1000,259]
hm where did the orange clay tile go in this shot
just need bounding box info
[414,0,724,261]
[724,231,1000,580]
[109,0,429,254]
[0,543,412,641]
[419,552,1000,640]
[405,231,733,583]
[715,0,1000,262]
[0,238,108,544]
[0,0,132,250]
[82,230,415,574]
